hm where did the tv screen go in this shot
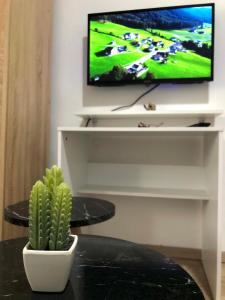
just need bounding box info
[87,3,214,86]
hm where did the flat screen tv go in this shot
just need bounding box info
[87,3,215,86]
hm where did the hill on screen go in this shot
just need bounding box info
[96,7,212,30]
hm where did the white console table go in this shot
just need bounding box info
[58,126,223,299]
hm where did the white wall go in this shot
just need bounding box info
[50,0,225,249]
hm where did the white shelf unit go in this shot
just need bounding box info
[58,126,223,300]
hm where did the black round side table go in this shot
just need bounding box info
[0,235,204,299]
[4,197,115,228]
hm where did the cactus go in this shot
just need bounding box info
[28,166,72,251]
[43,165,64,202]
[49,183,72,251]
[28,181,51,250]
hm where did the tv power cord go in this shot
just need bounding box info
[111,83,160,112]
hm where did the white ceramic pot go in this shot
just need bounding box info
[23,235,78,292]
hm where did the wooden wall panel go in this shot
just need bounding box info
[0,0,10,238]
[1,0,53,240]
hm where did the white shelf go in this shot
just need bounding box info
[78,184,209,200]
[58,121,223,299]
[75,109,223,119]
[58,126,223,133]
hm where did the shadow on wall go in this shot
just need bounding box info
[82,37,209,108]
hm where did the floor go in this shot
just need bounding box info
[174,258,225,300]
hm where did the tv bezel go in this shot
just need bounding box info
[87,3,215,86]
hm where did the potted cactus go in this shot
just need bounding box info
[23,166,78,292]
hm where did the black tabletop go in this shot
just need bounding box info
[0,235,204,300]
[4,197,115,228]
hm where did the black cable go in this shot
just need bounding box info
[85,118,91,127]
[111,83,160,112]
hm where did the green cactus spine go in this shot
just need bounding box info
[43,165,64,202]
[49,183,72,250]
[29,181,51,250]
